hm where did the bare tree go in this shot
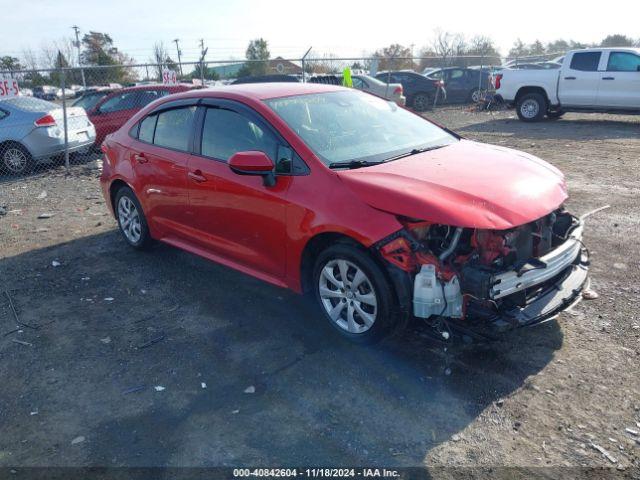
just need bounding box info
[151,41,171,79]
[431,30,467,67]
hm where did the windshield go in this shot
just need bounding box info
[72,93,108,111]
[265,90,456,166]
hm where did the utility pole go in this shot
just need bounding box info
[71,25,86,88]
[198,39,208,86]
[173,38,183,76]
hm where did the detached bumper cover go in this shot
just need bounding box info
[490,222,584,300]
[500,251,588,327]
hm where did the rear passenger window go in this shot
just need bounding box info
[201,108,278,162]
[138,114,157,143]
[153,107,196,151]
[569,52,601,71]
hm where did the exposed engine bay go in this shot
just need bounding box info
[376,207,593,336]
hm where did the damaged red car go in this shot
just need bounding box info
[100,83,590,343]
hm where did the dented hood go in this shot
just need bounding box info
[337,140,567,230]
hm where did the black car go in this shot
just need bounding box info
[375,71,441,111]
[424,67,491,103]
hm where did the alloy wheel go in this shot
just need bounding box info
[3,147,27,174]
[318,259,378,334]
[413,94,430,111]
[520,99,539,119]
[117,196,142,244]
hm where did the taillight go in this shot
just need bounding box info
[393,86,403,95]
[494,74,503,90]
[34,114,56,127]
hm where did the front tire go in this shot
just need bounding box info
[411,92,432,112]
[313,244,398,344]
[114,186,153,250]
[516,93,547,122]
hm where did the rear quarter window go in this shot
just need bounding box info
[138,114,157,143]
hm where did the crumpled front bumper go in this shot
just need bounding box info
[497,248,589,329]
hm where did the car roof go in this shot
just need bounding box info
[162,82,347,101]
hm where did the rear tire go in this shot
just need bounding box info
[411,92,432,112]
[1,143,33,176]
[469,88,482,103]
[516,93,547,122]
[312,244,399,344]
[114,186,153,250]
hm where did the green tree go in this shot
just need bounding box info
[0,56,22,71]
[191,63,219,81]
[600,34,635,47]
[80,32,135,85]
[244,38,270,76]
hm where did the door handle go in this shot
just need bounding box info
[564,76,576,80]
[132,152,148,164]
[188,170,207,183]
[602,76,615,80]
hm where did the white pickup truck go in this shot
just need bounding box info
[495,48,640,121]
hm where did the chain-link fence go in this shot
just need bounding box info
[0,51,568,179]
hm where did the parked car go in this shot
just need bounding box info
[350,74,405,105]
[232,74,299,84]
[308,74,406,105]
[375,71,443,111]
[72,89,116,113]
[495,47,640,121]
[55,87,76,99]
[20,88,33,97]
[0,96,95,175]
[100,83,590,343]
[425,67,491,103]
[32,86,57,101]
[80,84,197,146]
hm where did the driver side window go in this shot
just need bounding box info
[201,108,278,164]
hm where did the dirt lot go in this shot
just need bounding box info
[1,107,639,476]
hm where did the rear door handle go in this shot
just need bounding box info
[132,153,148,164]
[188,170,207,183]
[564,76,576,80]
[602,76,615,80]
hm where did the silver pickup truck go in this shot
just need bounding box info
[495,48,640,121]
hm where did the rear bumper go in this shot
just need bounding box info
[24,126,96,160]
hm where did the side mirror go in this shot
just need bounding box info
[228,151,276,187]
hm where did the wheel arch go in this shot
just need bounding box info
[299,230,412,324]
[515,86,550,105]
[299,232,364,295]
[108,178,135,213]
[0,140,33,158]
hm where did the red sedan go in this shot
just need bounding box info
[74,84,196,146]
[100,83,590,343]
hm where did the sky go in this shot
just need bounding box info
[1,0,637,65]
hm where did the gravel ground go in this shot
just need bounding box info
[0,106,639,476]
